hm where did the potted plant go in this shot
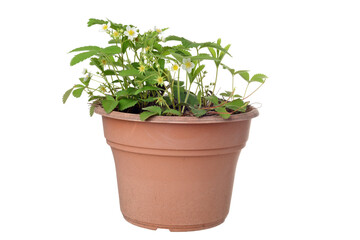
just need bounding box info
[64,18,267,231]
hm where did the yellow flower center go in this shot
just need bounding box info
[172,65,179,71]
[185,62,192,68]
[157,76,164,84]
[113,31,119,37]
[145,46,150,51]
[101,59,107,65]
[103,25,108,30]
[128,29,135,36]
[156,28,162,33]
[139,65,146,73]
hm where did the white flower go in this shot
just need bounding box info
[154,26,162,34]
[82,68,87,74]
[124,26,138,40]
[181,58,195,73]
[171,64,179,71]
[101,22,111,32]
[84,73,92,81]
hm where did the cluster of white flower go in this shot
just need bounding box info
[101,22,196,74]
[101,22,138,41]
[169,59,195,73]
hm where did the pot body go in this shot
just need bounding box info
[96,107,259,231]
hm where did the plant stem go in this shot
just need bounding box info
[102,74,115,96]
[182,74,191,113]
[156,91,171,110]
[243,81,265,100]
[243,82,250,98]
[177,70,181,112]
[212,66,219,94]
[231,74,234,100]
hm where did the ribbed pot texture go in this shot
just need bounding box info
[95,106,259,231]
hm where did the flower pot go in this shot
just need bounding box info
[95,106,259,231]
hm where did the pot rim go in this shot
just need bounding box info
[95,106,259,124]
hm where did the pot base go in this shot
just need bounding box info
[123,215,225,232]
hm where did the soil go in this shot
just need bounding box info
[109,104,252,117]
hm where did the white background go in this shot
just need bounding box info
[1,0,359,239]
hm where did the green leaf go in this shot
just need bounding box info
[72,87,85,98]
[142,106,162,115]
[194,65,205,78]
[165,35,195,48]
[199,42,231,56]
[79,77,90,86]
[221,64,235,75]
[250,73,268,83]
[190,54,217,61]
[103,69,116,75]
[108,39,121,44]
[62,87,74,104]
[102,46,121,54]
[219,44,231,61]
[158,59,165,70]
[191,108,207,117]
[116,88,137,98]
[171,47,192,56]
[205,95,219,105]
[140,97,157,103]
[187,92,200,105]
[89,104,96,117]
[70,51,98,66]
[197,91,202,104]
[220,91,242,98]
[69,46,101,53]
[88,95,104,101]
[121,40,130,53]
[225,99,247,112]
[236,70,250,81]
[215,107,230,119]
[102,98,119,113]
[208,47,216,58]
[169,51,186,62]
[90,58,104,72]
[163,109,181,116]
[117,69,142,77]
[87,18,107,27]
[140,111,158,121]
[134,86,161,95]
[118,99,138,111]
[188,65,205,84]
[153,42,163,52]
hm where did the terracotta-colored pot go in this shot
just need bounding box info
[95,106,259,231]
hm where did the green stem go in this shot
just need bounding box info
[212,66,219,94]
[156,91,171,110]
[177,70,181,112]
[243,81,265,100]
[182,74,191,113]
[198,73,205,108]
[102,75,115,96]
[85,86,105,95]
[232,74,234,100]
[243,82,250,99]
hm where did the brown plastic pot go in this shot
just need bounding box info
[95,106,259,231]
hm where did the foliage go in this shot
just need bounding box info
[64,18,267,120]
